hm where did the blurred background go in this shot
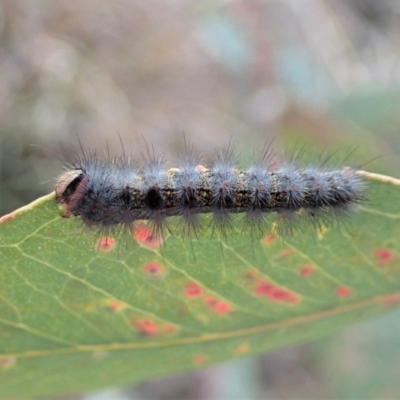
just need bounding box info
[1,0,400,398]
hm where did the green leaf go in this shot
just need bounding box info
[0,172,399,398]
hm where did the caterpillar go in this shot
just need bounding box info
[54,141,366,243]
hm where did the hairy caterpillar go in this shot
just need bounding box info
[54,141,366,244]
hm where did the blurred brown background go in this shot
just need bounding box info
[1,0,400,399]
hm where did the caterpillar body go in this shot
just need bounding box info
[54,143,366,242]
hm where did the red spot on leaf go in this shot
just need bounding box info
[279,248,294,258]
[162,324,178,333]
[234,343,249,355]
[336,287,351,298]
[299,265,315,276]
[193,354,208,364]
[383,293,400,307]
[204,296,232,314]
[375,248,395,267]
[0,212,15,224]
[214,302,232,314]
[96,237,116,252]
[134,223,164,248]
[144,262,165,278]
[255,280,300,304]
[108,301,126,312]
[263,234,276,245]
[132,318,158,336]
[0,357,15,369]
[184,282,203,298]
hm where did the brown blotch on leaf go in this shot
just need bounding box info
[243,269,258,281]
[144,262,165,278]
